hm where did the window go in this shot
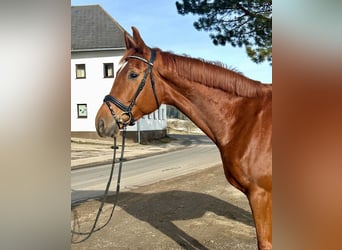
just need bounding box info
[77,104,87,118]
[76,64,86,79]
[103,63,114,78]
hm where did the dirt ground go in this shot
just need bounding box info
[71,165,257,250]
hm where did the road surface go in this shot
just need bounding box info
[71,135,221,203]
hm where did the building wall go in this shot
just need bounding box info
[71,49,167,135]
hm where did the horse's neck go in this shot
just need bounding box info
[160,69,269,145]
[165,84,219,141]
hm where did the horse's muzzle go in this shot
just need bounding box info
[95,98,134,138]
[95,112,120,138]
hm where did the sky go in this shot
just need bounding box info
[71,0,272,83]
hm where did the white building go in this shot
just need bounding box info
[71,5,167,142]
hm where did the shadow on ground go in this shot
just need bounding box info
[72,190,254,249]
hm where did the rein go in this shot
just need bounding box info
[104,49,159,127]
[71,127,127,243]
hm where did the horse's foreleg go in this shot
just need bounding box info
[248,187,272,250]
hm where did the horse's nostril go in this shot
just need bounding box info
[99,119,104,127]
[97,119,105,136]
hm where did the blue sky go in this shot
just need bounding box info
[71,0,272,83]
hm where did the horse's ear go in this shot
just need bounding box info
[124,30,137,50]
[131,26,149,53]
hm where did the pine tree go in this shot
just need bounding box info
[176,0,272,64]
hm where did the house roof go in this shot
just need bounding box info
[71,5,127,51]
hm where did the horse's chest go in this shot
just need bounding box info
[219,149,251,193]
[220,142,271,193]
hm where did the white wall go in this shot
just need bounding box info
[71,50,167,132]
[138,107,167,131]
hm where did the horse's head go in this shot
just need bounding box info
[95,27,161,137]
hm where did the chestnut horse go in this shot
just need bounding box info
[95,27,272,250]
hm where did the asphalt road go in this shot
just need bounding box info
[71,135,222,204]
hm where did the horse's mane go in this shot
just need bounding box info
[159,50,271,98]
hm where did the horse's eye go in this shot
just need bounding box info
[128,72,139,79]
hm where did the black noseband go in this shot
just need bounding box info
[103,49,159,127]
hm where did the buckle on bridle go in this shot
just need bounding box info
[118,112,135,126]
[105,100,135,127]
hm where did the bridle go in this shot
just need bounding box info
[103,49,159,127]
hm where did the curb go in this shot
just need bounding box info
[71,145,189,171]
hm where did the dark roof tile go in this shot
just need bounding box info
[71,5,126,50]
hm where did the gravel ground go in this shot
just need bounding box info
[71,165,257,250]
